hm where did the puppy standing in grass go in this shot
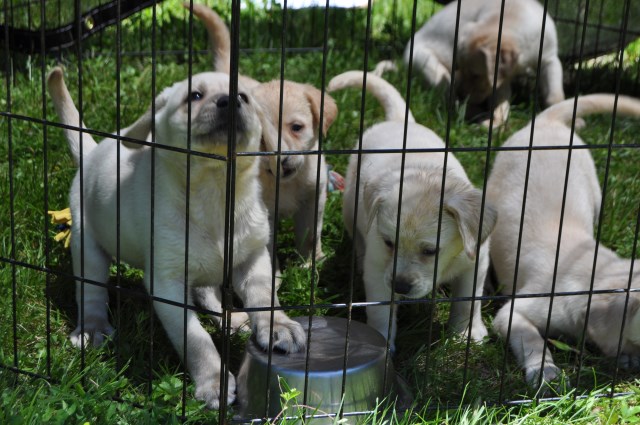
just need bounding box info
[188,3,338,263]
[488,94,640,386]
[329,71,497,350]
[47,67,305,408]
[405,0,564,126]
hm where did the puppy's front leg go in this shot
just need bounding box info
[69,232,114,348]
[151,278,235,409]
[192,286,250,333]
[293,181,326,262]
[494,301,561,387]
[540,55,565,106]
[363,252,397,351]
[483,84,511,127]
[233,248,306,353]
[447,263,488,342]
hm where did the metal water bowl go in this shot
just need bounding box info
[236,316,409,421]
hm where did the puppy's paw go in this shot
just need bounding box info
[525,363,564,389]
[229,312,251,334]
[618,354,640,369]
[469,322,489,343]
[69,319,115,348]
[253,313,306,353]
[194,372,236,410]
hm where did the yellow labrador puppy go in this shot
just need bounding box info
[330,71,496,351]
[188,3,338,263]
[488,94,640,386]
[405,0,564,126]
[47,67,305,409]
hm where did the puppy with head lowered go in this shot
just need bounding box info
[488,94,640,387]
[187,3,338,263]
[329,71,497,351]
[47,67,305,409]
[405,0,564,126]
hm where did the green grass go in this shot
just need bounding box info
[2,0,640,423]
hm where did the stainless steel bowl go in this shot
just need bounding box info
[236,316,408,421]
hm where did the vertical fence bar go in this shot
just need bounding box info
[181,1,195,418]
[147,0,158,415]
[5,0,18,375]
[39,0,52,380]
[219,0,241,419]
[74,0,87,376]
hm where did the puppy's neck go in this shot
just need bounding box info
[157,150,259,199]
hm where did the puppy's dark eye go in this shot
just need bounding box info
[421,247,437,256]
[291,123,304,133]
[384,239,394,249]
[238,93,249,104]
[189,91,203,102]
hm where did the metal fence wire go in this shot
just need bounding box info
[1,0,640,423]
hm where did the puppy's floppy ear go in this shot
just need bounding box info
[122,88,170,149]
[496,43,518,81]
[445,187,497,261]
[304,85,338,136]
[255,102,279,153]
[363,180,385,233]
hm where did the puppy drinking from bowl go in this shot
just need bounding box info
[405,0,564,126]
[329,71,497,351]
[188,3,338,263]
[488,94,640,386]
[47,67,305,408]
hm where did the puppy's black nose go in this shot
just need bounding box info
[281,156,296,178]
[393,277,412,295]
[216,95,230,108]
[217,94,246,109]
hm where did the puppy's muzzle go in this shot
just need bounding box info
[212,93,250,133]
[280,156,298,179]
[393,276,413,296]
[216,93,249,109]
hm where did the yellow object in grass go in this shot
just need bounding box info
[48,208,72,249]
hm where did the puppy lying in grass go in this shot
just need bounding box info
[488,94,640,387]
[187,3,338,263]
[405,0,564,126]
[47,67,305,409]
[329,71,496,351]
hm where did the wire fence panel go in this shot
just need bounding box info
[1,0,639,423]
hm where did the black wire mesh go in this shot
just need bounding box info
[1,0,640,423]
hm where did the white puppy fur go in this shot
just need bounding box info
[187,3,338,263]
[47,67,305,409]
[329,71,497,351]
[405,0,564,126]
[488,94,640,386]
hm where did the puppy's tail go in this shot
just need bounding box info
[538,94,640,125]
[47,66,97,165]
[371,60,397,77]
[184,3,231,74]
[328,71,415,123]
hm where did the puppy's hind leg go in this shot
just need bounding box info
[69,232,114,348]
[152,278,235,409]
[494,300,561,387]
[192,285,250,333]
